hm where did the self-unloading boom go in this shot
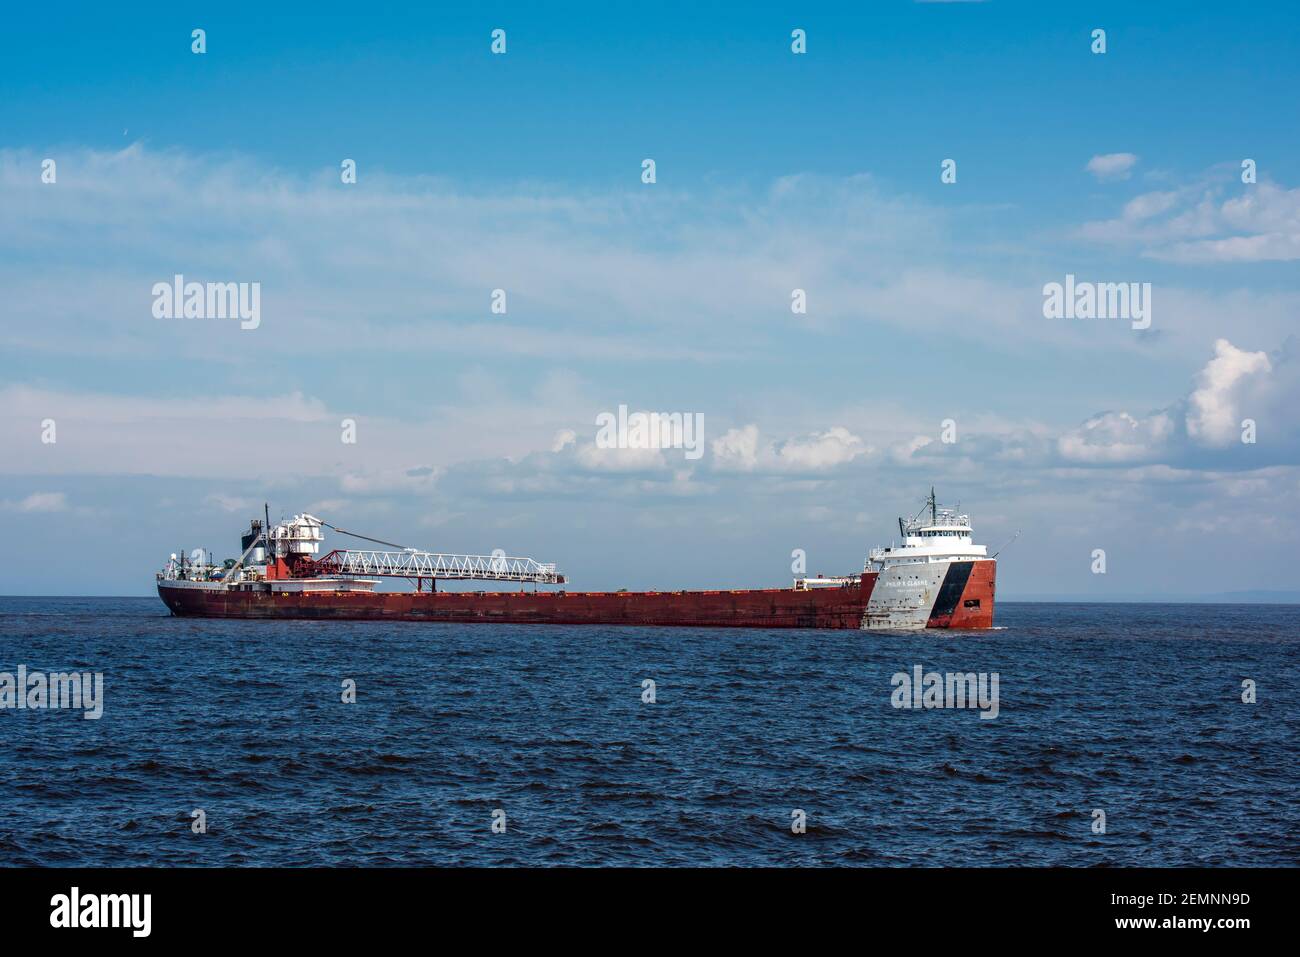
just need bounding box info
[313,549,563,584]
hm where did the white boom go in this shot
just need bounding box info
[323,549,563,584]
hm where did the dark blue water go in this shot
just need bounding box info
[1,598,1296,866]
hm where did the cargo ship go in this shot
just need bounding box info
[157,490,995,630]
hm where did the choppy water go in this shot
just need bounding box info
[1,597,1296,866]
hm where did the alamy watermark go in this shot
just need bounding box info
[1042,274,1150,330]
[152,274,261,330]
[595,404,704,460]
[1,665,104,719]
[50,887,150,937]
[891,665,999,720]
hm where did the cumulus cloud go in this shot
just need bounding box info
[775,427,869,470]
[1057,411,1176,464]
[891,435,935,465]
[574,443,673,473]
[1057,338,1289,464]
[1086,153,1139,181]
[711,425,762,471]
[1186,339,1272,446]
[711,425,869,473]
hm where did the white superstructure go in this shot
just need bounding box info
[268,513,325,559]
[861,489,996,630]
[867,506,987,571]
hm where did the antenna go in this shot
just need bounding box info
[992,530,1021,559]
[930,486,937,524]
[905,492,929,529]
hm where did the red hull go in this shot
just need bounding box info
[927,560,997,629]
[160,575,879,629]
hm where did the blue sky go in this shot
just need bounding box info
[2,1,1299,597]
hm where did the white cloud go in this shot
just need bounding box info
[1057,337,1291,463]
[1122,191,1179,221]
[1086,153,1139,181]
[711,424,868,473]
[2,145,1292,396]
[0,379,590,480]
[1057,410,1175,464]
[574,444,672,472]
[1080,176,1300,263]
[891,435,935,465]
[339,465,441,494]
[775,427,868,469]
[1186,338,1271,447]
[1159,232,1300,264]
[711,425,762,471]
[2,494,68,514]
[0,147,955,365]
[1,143,1222,374]
[2,491,68,513]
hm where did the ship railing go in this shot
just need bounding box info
[316,549,564,584]
[159,562,233,583]
[902,512,971,533]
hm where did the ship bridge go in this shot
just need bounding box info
[905,508,973,539]
[867,489,989,569]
